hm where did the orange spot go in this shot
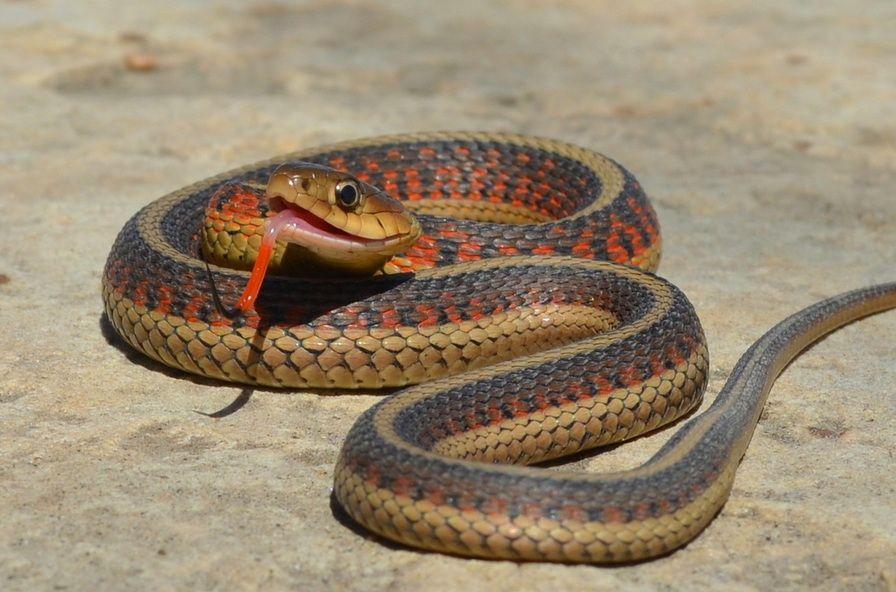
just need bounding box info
[381,309,401,329]
[393,476,414,496]
[498,246,519,256]
[522,503,542,519]
[562,505,587,522]
[593,375,614,396]
[426,488,445,506]
[365,466,381,488]
[483,498,508,516]
[601,507,625,523]
[440,230,469,241]
[619,365,642,387]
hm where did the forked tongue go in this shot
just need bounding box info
[236,209,301,312]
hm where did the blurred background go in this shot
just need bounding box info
[1,1,894,590]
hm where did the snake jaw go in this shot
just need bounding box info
[235,163,424,312]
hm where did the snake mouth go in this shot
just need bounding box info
[267,195,408,251]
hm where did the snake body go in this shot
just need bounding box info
[102,132,896,562]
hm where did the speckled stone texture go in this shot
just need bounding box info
[0,1,894,590]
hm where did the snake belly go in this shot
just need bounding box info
[102,132,896,563]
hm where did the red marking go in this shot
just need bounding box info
[482,498,508,516]
[458,243,481,262]
[627,196,659,243]
[182,293,207,323]
[562,505,587,522]
[498,246,519,256]
[364,466,381,488]
[415,304,440,327]
[440,230,469,241]
[666,344,686,366]
[426,488,445,506]
[531,245,555,256]
[457,495,477,513]
[522,503,541,519]
[601,507,625,523]
[405,255,438,271]
[443,305,463,324]
[418,147,436,159]
[622,223,646,258]
[618,365,642,387]
[392,476,414,496]
[154,284,174,315]
[567,382,591,403]
[417,235,437,249]
[633,503,652,520]
[381,308,401,329]
[386,149,402,160]
[486,406,503,424]
[132,283,148,308]
[593,375,615,396]
[606,214,631,263]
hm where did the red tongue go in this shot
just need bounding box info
[236,209,301,312]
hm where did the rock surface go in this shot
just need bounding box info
[1,1,894,590]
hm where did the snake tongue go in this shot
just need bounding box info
[236,208,303,312]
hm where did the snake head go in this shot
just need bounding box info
[265,163,421,274]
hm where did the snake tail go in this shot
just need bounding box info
[333,281,896,562]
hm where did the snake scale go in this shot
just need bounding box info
[102,132,896,563]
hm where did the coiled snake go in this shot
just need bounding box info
[102,132,896,563]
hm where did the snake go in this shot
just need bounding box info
[102,132,896,563]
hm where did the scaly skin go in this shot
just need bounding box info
[101,132,896,562]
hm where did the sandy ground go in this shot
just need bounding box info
[1,1,894,590]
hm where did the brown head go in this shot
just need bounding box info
[265,163,421,274]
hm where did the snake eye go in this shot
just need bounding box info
[335,180,361,209]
